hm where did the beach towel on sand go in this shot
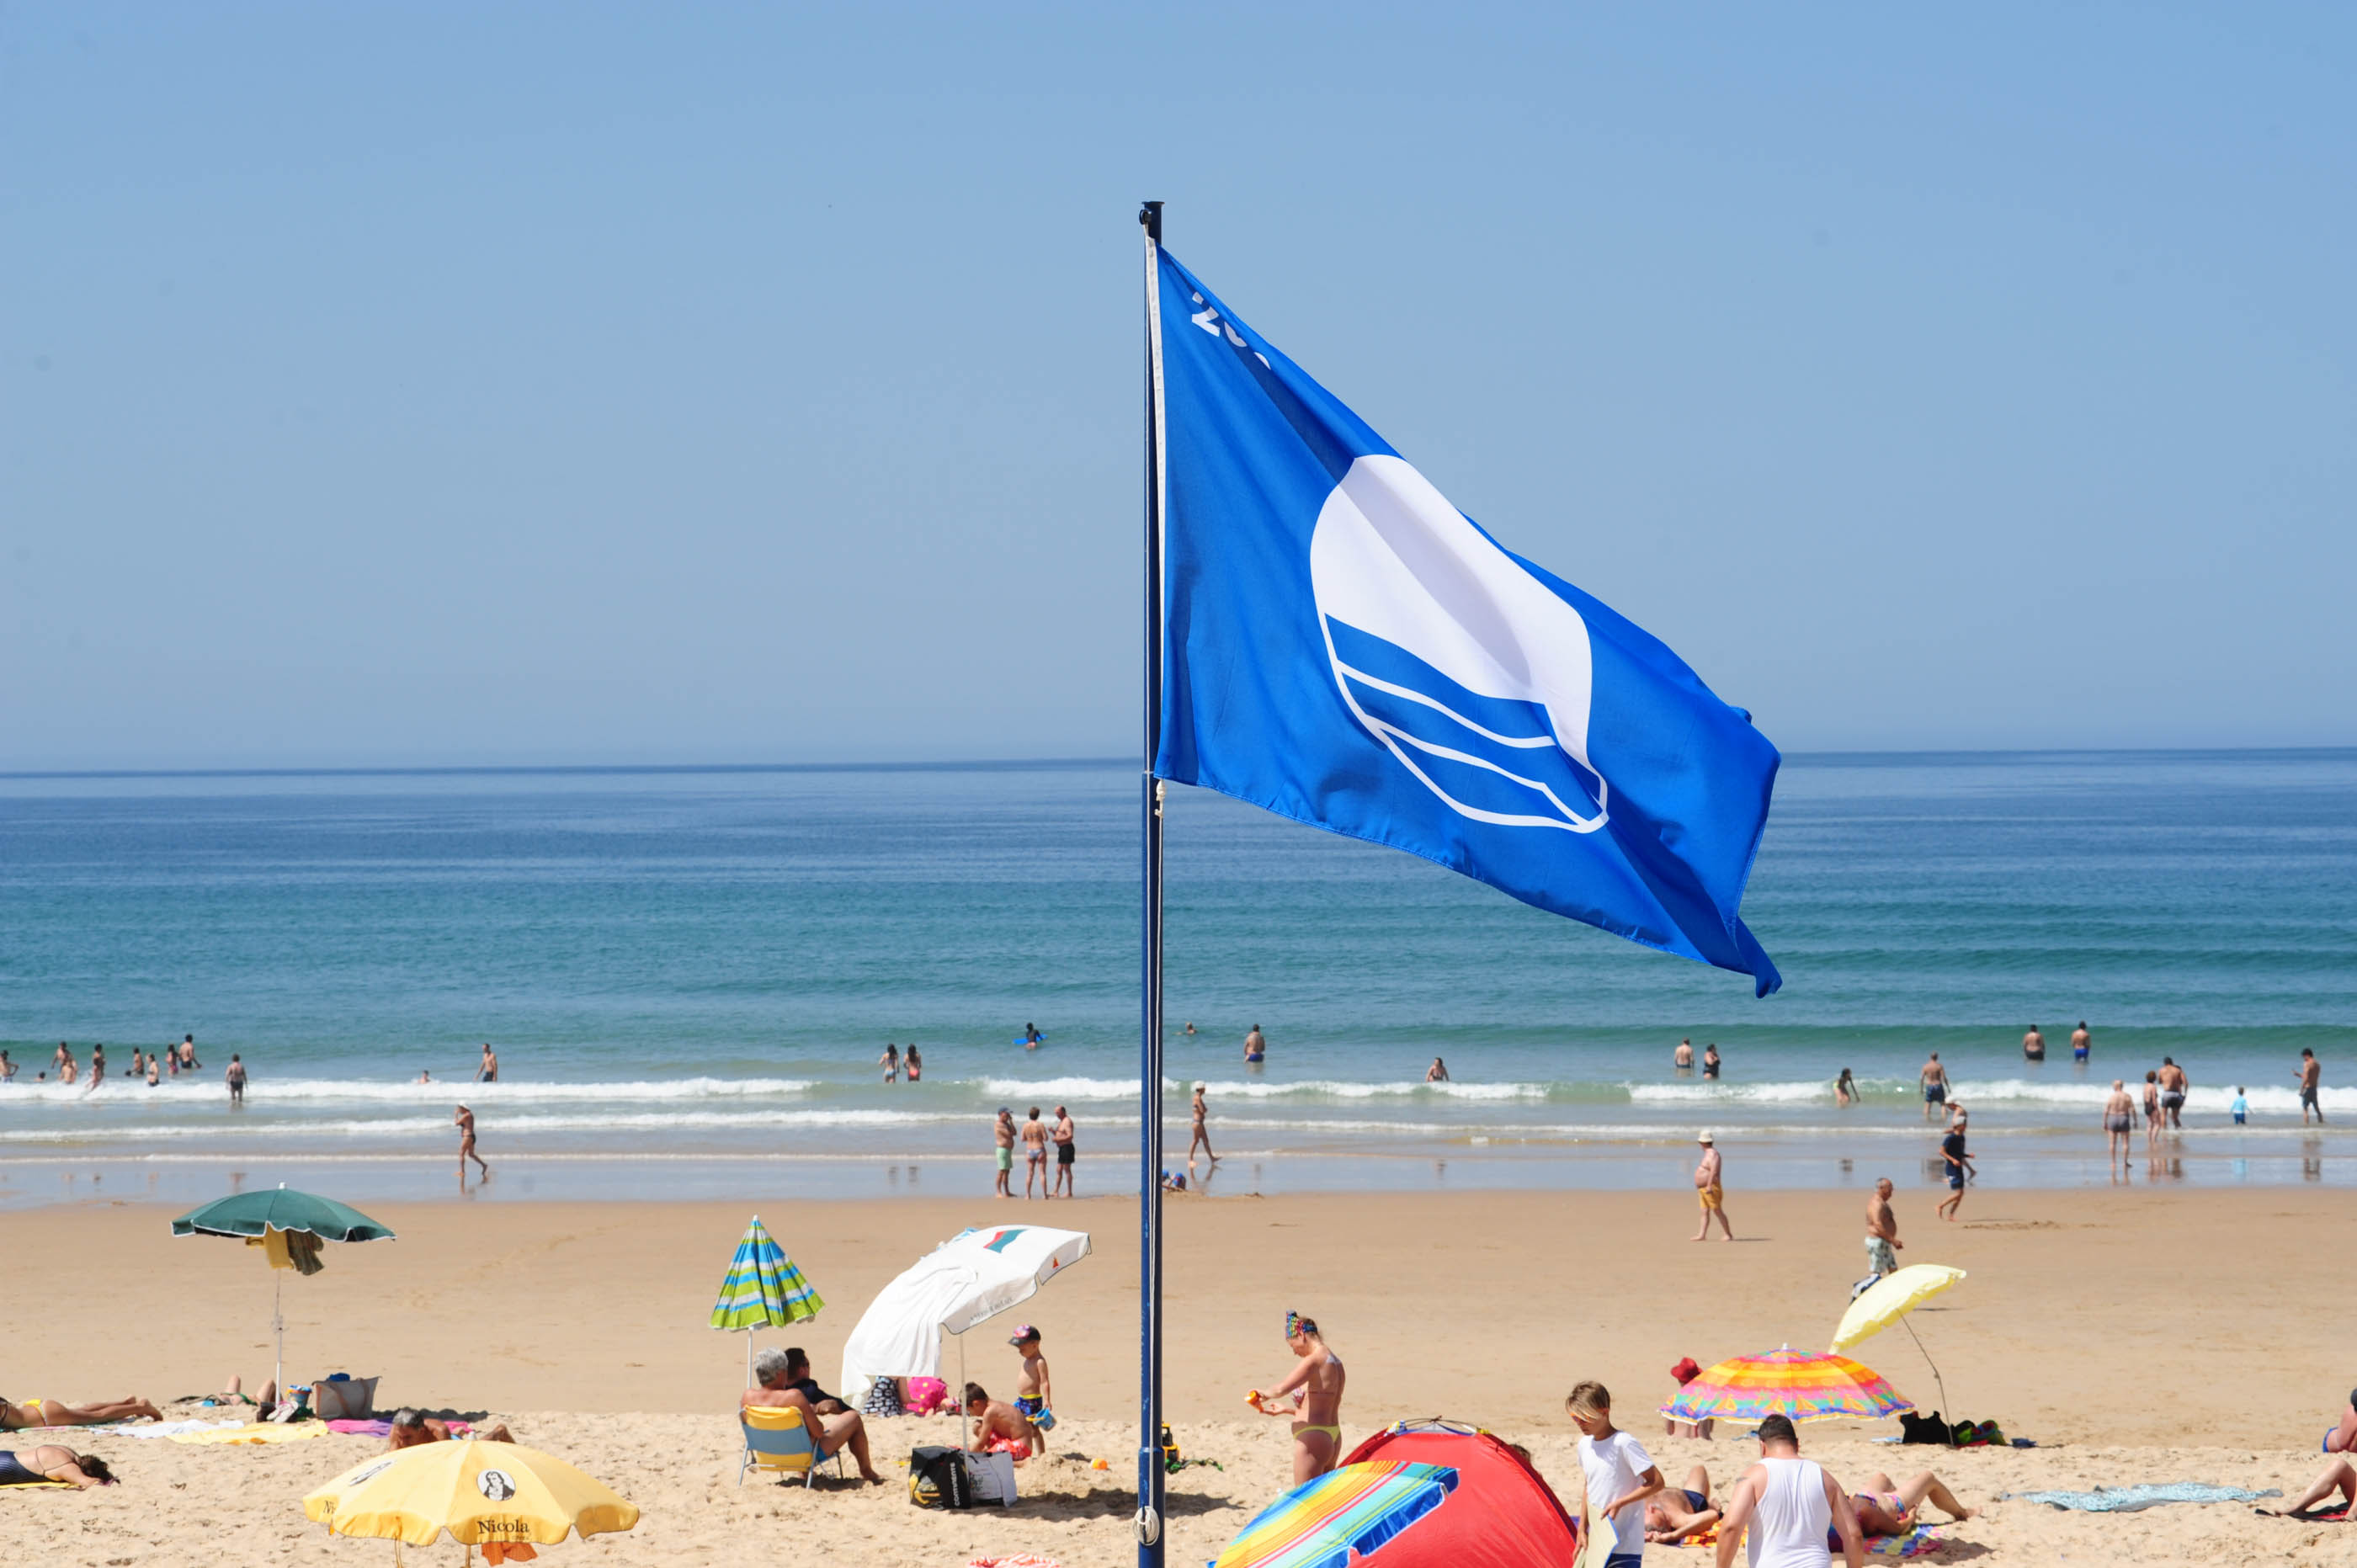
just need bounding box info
[2001,1483,2280,1512]
[168,1422,328,1446]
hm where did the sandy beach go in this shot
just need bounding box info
[6,1186,2354,1565]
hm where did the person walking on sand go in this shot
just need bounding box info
[1051,1105,1077,1198]
[226,1054,247,1108]
[455,1104,488,1179]
[2158,1057,2189,1129]
[1865,1177,1903,1279]
[992,1108,1016,1198]
[1674,1038,1695,1072]
[2102,1079,2135,1167]
[1692,1131,1732,1241]
[2297,1048,2324,1124]
[1918,1054,1948,1121]
[1714,1414,1866,1568]
[880,1043,899,1083]
[1187,1082,1217,1164]
[2022,1024,2046,1062]
[2072,1021,2092,1063]
[1565,1380,1666,1564]
[1936,1113,1974,1221]
[1244,1023,1266,1065]
[1021,1106,1048,1199]
[474,1042,497,1083]
[1248,1311,1345,1485]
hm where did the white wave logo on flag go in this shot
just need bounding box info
[1309,454,1609,832]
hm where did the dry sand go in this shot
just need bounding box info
[4,1186,2352,1565]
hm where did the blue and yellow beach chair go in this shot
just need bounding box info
[737,1405,843,1488]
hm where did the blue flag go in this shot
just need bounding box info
[1152,247,1783,995]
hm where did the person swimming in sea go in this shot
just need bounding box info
[1244,1024,1266,1065]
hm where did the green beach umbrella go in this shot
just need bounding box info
[710,1215,824,1385]
[172,1184,396,1400]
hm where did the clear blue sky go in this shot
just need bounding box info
[6,4,2352,768]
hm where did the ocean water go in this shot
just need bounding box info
[2,751,2353,1205]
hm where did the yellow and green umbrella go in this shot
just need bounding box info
[304,1438,638,1560]
[710,1215,824,1385]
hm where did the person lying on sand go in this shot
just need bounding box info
[0,1395,162,1429]
[1844,1469,1975,1536]
[961,1383,1034,1461]
[386,1409,515,1449]
[2264,1454,2357,1518]
[0,1445,117,1488]
[743,1348,883,1483]
[1643,1463,1721,1543]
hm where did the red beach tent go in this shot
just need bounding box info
[1338,1419,1580,1567]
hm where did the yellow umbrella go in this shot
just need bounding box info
[304,1438,639,1559]
[1832,1264,1966,1422]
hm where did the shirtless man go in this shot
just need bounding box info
[1692,1130,1732,1241]
[2022,1024,2046,1062]
[386,1408,516,1448]
[745,1347,884,1482]
[1187,1082,1217,1164]
[1674,1038,1695,1072]
[0,1050,14,1082]
[226,1054,247,1107]
[2158,1057,2189,1129]
[1918,1053,1949,1121]
[1051,1105,1076,1198]
[1244,1023,1266,1065]
[2071,1021,2093,1063]
[1864,1177,1903,1279]
[963,1382,1035,1460]
[1249,1311,1344,1484]
[2102,1080,2136,1167]
[993,1108,1016,1197]
[475,1043,497,1083]
[1020,1106,1048,1199]
[455,1104,488,1179]
[2297,1049,2324,1125]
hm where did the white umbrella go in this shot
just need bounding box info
[840,1224,1091,1403]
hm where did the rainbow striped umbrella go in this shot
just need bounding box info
[1659,1346,1913,1426]
[1211,1461,1457,1568]
[710,1215,823,1384]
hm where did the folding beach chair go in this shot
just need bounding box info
[738,1405,843,1487]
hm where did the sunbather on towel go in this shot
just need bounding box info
[2268,1454,2357,1518]
[744,1347,885,1483]
[1643,1464,1722,1543]
[1,1395,162,1429]
[962,1383,1034,1461]
[0,1445,116,1488]
[387,1409,515,1449]
[1843,1470,1976,1539]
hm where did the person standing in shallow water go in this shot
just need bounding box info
[2072,1021,2093,1064]
[1701,1043,1721,1080]
[2022,1024,2046,1062]
[1674,1038,1695,1072]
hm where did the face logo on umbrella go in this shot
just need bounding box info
[476,1470,518,1502]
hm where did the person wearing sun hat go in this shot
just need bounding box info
[1665,1355,1716,1440]
[1007,1324,1054,1448]
[1691,1130,1732,1241]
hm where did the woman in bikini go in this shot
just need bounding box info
[0,1445,115,1489]
[1642,1464,1721,1543]
[903,1044,921,1082]
[1,1394,162,1429]
[1836,1469,1974,1541]
[1249,1310,1345,1484]
[880,1044,899,1084]
[1187,1082,1216,1163]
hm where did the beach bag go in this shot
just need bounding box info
[961,1449,1019,1506]
[311,1375,379,1421]
[1898,1411,1950,1445]
[908,1444,975,1509]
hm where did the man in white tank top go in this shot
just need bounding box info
[1714,1414,1865,1568]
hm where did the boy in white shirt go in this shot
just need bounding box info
[1568,1379,1666,1566]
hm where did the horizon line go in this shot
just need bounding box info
[5,743,2357,783]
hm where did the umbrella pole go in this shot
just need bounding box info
[273,1270,285,1404]
[1899,1315,1950,1442]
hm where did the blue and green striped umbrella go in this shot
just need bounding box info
[711,1216,822,1380]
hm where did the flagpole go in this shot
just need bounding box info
[1135,196,1169,1568]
